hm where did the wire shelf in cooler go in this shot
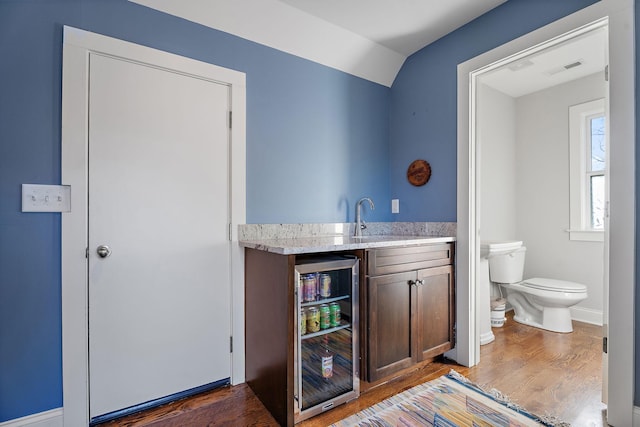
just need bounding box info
[301,322,351,340]
[300,294,350,308]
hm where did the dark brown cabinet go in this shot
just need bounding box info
[366,270,415,380]
[416,265,455,360]
[244,241,454,422]
[364,244,455,382]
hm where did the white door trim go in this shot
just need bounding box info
[456,1,634,425]
[61,26,246,426]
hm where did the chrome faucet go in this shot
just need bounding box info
[355,197,375,237]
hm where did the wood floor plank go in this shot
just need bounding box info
[98,312,605,426]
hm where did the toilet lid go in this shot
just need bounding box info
[522,277,587,293]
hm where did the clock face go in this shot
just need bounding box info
[407,159,431,186]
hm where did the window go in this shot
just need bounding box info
[569,99,606,241]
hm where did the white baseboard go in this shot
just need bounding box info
[633,405,640,427]
[505,304,603,327]
[570,306,603,326]
[0,409,63,427]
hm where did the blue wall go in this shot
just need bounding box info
[0,0,78,421]
[389,0,599,221]
[0,0,633,422]
[0,0,390,422]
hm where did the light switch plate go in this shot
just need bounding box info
[391,199,400,214]
[22,184,71,212]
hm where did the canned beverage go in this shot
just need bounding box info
[306,307,320,333]
[302,274,317,302]
[319,273,332,299]
[329,302,341,327]
[300,308,307,335]
[319,304,331,329]
[321,352,333,379]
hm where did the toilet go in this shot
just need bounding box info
[483,241,588,333]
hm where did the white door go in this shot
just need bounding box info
[87,53,231,418]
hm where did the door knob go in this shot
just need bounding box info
[96,245,111,258]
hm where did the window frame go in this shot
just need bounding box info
[568,98,606,241]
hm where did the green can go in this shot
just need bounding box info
[329,302,341,327]
[319,304,331,329]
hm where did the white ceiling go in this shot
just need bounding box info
[129,0,507,86]
[276,0,508,57]
[479,26,607,98]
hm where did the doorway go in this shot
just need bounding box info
[476,24,607,337]
[455,3,635,426]
[61,27,247,426]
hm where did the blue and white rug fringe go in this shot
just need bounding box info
[446,369,571,427]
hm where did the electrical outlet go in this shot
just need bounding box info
[22,184,71,212]
[391,199,400,214]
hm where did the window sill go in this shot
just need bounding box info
[567,229,604,242]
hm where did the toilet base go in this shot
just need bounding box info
[513,307,573,333]
[503,282,584,334]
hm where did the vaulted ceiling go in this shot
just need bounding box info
[129,0,507,86]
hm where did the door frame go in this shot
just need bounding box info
[61,26,246,426]
[455,1,634,425]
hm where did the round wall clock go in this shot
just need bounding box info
[407,159,431,186]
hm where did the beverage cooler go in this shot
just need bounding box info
[294,255,359,423]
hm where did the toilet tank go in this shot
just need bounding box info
[488,246,526,283]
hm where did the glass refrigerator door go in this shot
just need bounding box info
[295,257,358,420]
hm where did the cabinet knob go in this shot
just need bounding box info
[408,280,417,287]
[417,279,424,286]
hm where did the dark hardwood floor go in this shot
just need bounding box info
[99,311,605,426]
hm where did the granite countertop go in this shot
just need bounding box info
[239,235,456,255]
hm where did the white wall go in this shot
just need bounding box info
[515,72,605,321]
[478,83,518,243]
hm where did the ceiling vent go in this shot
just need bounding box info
[564,60,583,70]
[546,59,584,76]
[507,59,534,72]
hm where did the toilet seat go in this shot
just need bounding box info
[521,277,587,293]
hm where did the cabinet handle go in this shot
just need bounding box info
[408,280,417,287]
[417,279,424,286]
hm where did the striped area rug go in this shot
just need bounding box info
[331,370,570,427]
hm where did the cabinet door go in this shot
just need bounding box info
[416,265,455,360]
[367,271,417,382]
